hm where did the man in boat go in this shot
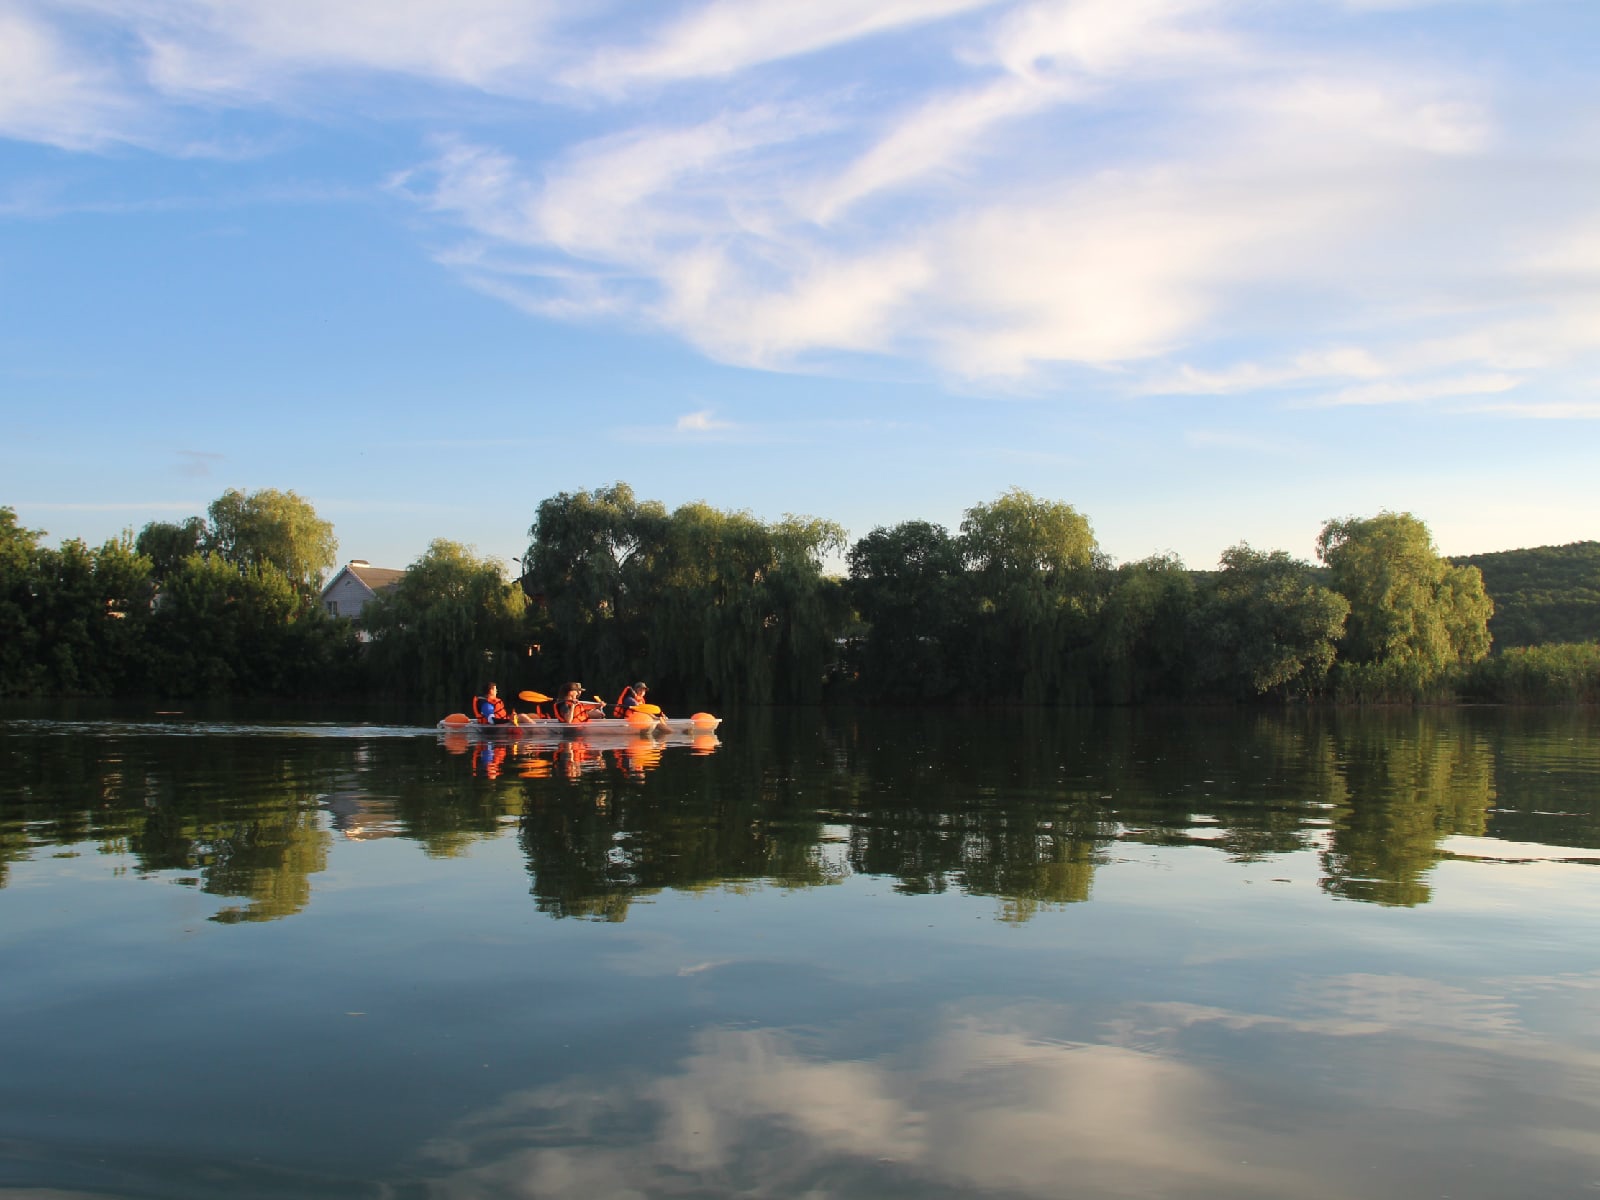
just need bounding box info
[473,683,520,725]
[612,681,659,720]
[554,682,604,723]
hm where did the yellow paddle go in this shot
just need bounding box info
[518,690,551,704]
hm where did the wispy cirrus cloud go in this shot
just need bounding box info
[0,4,144,149]
[1303,372,1523,409]
[388,0,1588,401]
[559,0,1002,95]
[7,0,1595,416]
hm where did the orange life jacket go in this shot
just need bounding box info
[474,694,510,723]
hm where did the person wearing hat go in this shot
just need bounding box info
[612,681,654,719]
[554,681,602,723]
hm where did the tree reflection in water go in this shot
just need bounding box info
[2,709,1595,924]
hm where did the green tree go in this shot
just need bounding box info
[847,520,966,701]
[363,540,528,705]
[521,484,668,684]
[147,554,302,695]
[959,489,1104,704]
[647,502,845,707]
[136,516,207,584]
[1191,545,1349,699]
[206,488,338,596]
[1317,512,1493,695]
[1095,554,1197,704]
[17,532,155,695]
[0,508,45,693]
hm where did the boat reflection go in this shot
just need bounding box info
[438,729,721,781]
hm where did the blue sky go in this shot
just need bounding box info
[3,0,1597,578]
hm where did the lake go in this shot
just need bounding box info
[2,706,1597,1199]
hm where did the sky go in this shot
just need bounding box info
[3,0,1597,580]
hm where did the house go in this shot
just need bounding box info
[320,560,405,623]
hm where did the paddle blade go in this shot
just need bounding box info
[518,691,550,704]
[442,713,470,726]
[635,703,662,715]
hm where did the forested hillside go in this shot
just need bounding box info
[1452,542,1600,649]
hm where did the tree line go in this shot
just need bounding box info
[2,484,1594,705]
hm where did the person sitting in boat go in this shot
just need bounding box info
[554,682,603,723]
[473,683,517,725]
[612,681,656,719]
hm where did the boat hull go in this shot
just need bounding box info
[437,714,721,737]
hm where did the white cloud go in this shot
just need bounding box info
[1143,347,1390,396]
[561,0,1000,94]
[118,0,567,97]
[0,5,139,148]
[1461,401,1600,420]
[985,0,1242,83]
[1305,372,1523,408]
[806,76,1059,224]
[661,243,933,366]
[1224,69,1494,157]
[674,409,730,432]
[9,0,1594,411]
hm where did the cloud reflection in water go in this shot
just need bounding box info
[414,967,1600,1198]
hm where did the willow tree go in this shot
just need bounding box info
[363,540,528,704]
[1095,553,1197,704]
[521,484,668,685]
[959,489,1104,704]
[644,502,844,708]
[1316,512,1492,696]
[136,517,206,585]
[206,488,338,597]
[766,514,849,704]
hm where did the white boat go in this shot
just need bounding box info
[437,713,721,737]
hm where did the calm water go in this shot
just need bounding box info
[2,706,1597,1199]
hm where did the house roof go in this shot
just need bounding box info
[323,560,405,597]
[347,562,405,592]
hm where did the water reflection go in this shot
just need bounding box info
[415,965,1600,1199]
[2,710,1597,922]
[437,729,721,781]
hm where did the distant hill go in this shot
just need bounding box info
[1452,542,1600,649]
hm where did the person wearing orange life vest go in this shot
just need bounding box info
[554,681,603,723]
[472,682,519,725]
[612,681,660,720]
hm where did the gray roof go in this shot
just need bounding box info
[323,562,406,597]
[346,563,405,592]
